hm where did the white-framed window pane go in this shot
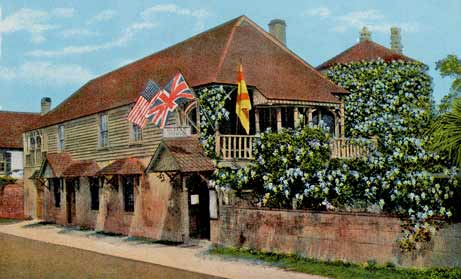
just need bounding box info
[99,114,108,147]
[58,125,65,151]
[132,124,142,142]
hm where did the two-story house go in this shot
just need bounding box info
[23,15,349,242]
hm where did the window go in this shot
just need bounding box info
[99,113,109,148]
[58,125,65,151]
[131,123,143,142]
[50,178,61,208]
[122,176,135,212]
[89,178,99,210]
[0,152,5,174]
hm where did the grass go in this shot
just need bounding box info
[209,246,461,279]
[0,218,21,224]
[124,236,182,246]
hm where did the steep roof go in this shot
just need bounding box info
[29,15,347,130]
[42,153,74,177]
[147,137,215,173]
[0,111,41,149]
[317,40,417,71]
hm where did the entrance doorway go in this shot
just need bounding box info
[66,179,77,224]
[188,175,210,239]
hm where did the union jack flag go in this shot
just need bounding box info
[146,73,195,128]
[127,80,161,128]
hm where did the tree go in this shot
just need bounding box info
[436,55,461,113]
[430,97,461,167]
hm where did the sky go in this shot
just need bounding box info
[0,0,460,112]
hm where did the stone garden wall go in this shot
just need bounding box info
[211,206,461,267]
[0,182,24,219]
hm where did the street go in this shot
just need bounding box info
[0,233,224,279]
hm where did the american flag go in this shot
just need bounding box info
[146,73,195,128]
[127,80,161,128]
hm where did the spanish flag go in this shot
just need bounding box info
[236,64,252,134]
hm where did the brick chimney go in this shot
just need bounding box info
[360,26,371,42]
[268,19,286,45]
[390,27,403,53]
[41,97,51,115]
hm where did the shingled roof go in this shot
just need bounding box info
[0,111,41,149]
[62,160,100,178]
[317,40,417,71]
[147,137,215,173]
[97,158,145,176]
[29,15,347,130]
[41,153,74,177]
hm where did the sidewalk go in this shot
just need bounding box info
[0,221,326,279]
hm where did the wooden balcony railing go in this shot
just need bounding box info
[215,134,372,161]
[329,138,371,159]
[215,134,256,160]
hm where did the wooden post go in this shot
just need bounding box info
[340,100,345,137]
[293,107,299,128]
[255,108,260,134]
[181,175,190,243]
[276,108,282,131]
[307,107,313,125]
[215,122,221,157]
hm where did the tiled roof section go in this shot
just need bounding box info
[163,137,215,172]
[45,153,74,177]
[317,40,417,71]
[29,15,347,130]
[97,158,145,175]
[0,111,41,149]
[62,160,100,177]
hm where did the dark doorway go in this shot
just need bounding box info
[66,179,77,224]
[188,175,210,239]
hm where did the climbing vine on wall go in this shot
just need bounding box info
[196,85,230,158]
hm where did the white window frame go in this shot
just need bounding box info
[58,125,65,152]
[99,113,109,148]
[130,123,143,143]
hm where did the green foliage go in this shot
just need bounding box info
[196,85,230,158]
[430,97,461,167]
[210,246,461,279]
[326,59,433,138]
[436,55,461,113]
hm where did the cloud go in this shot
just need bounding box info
[60,28,98,38]
[304,7,331,17]
[141,4,209,30]
[87,9,117,24]
[0,8,57,44]
[52,8,75,18]
[27,20,157,57]
[333,9,420,33]
[0,61,94,85]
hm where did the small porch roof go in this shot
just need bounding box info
[62,160,100,178]
[39,153,74,178]
[147,137,215,173]
[97,158,145,176]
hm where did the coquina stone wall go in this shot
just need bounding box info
[0,183,24,219]
[211,206,461,267]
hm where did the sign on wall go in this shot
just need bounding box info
[209,190,218,219]
[162,126,192,138]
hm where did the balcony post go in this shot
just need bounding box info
[255,108,260,134]
[215,123,221,157]
[293,107,299,128]
[276,108,282,131]
[307,107,313,125]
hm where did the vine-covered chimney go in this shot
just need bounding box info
[360,26,371,42]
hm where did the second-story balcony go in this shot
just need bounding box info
[215,134,372,167]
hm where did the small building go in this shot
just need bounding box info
[23,15,350,242]
[0,111,41,178]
